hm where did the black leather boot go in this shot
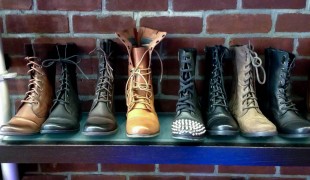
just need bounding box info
[83,40,118,135]
[204,46,239,136]
[264,48,310,138]
[41,43,81,133]
[171,48,206,140]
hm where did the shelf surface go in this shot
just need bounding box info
[1,113,310,165]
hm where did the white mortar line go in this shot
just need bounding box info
[155,164,159,173]
[102,0,106,11]
[275,166,280,175]
[32,0,38,12]
[270,11,277,34]
[201,11,207,35]
[2,15,7,34]
[307,0,310,10]
[293,38,299,55]
[68,12,74,35]
[168,0,173,14]
[237,0,242,9]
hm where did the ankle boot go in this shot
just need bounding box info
[116,27,166,138]
[41,43,81,133]
[264,48,310,138]
[229,45,277,137]
[83,40,118,135]
[0,44,56,135]
[171,48,206,140]
[204,46,239,136]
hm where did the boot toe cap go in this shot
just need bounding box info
[126,117,159,137]
[41,118,79,133]
[83,117,117,135]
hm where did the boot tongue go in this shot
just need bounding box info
[131,47,151,110]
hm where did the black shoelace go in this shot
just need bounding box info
[176,55,196,113]
[278,55,298,112]
[209,48,228,109]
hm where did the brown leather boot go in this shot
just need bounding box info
[229,45,277,137]
[0,44,56,135]
[116,27,166,138]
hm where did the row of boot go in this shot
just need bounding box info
[172,45,310,140]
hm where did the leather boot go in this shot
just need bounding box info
[41,43,81,133]
[264,48,310,138]
[229,45,277,137]
[171,48,206,140]
[204,46,239,136]
[83,40,118,135]
[0,44,56,135]
[116,27,166,138]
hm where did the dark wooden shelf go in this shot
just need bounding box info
[1,113,310,165]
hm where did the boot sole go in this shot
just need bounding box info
[207,130,239,136]
[172,134,205,141]
[0,131,40,136]
[40,128,80,134]
[241,131,277,137]
[126,132,159,138]
[82,128,118,136]
[280,133,310,138]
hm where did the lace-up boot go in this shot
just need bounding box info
[41,43,81,133]
[0,44,56,135]
[229,45,277,137]
[205,46,239,136]
[83,40,118,135]
[171,48,206,140]
[264,48,310,138]
[116,27,166,138]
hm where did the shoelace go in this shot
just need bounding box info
[125,48,163,112]
[89,47,114,102]
[278,55,298,112]
[209,48,228,109]
[42,45,87,105]
[176,55,196,113]
[242,46,266,110]
[21,57,44,104]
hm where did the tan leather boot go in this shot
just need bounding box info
[116,27,166,138]
[0,44,55,135]
[229,45,277,137]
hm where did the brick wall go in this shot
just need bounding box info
[1,0,310,179]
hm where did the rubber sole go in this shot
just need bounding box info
[82,128,118,136]
[279,133,310,138]
[126,132,160,138]
[241,131,277,137]
[172,134,205,141]
[40,128,80,134]
[207,130,239,136]
[0,131,40,136]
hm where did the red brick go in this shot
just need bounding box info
[243,0,306,9]
[281,166,310,175]
[2,38,31,55]
[72,175,126,180]
[155,58,179,76]
[291,59,310,76]
[229,38,294,55]
[22,175,67,180]
[79,58,99,75]
[6,15,69,33]
[160,164,214,173]
[140,16,202,34]
[218,166,276,174]
[34,38,96,54]
[77,79,96,95]
[7,78,29,94]
[0,17,3,33]
[276,14,310,32]
[73,15,135,33]
[155,99,177,112]
[101,164,155,172]
[40,163,98,172]
[297,38,310,56]
[81,100,93,112]
[249,178,305,180]
[162,79,179,95]
[130,175,186,180]
[207,14,272,34]
[8,57,28,75]
[174,0,236,11]
[0,0,32,10]
[106,0,168,11]
[162,38,225,56]
[191,177,245,180]
[37,0,101,11]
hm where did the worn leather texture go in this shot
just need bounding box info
[204,46,239,135]
[83,40,118,135]
[229,45,277,136]
[41,44,80,133]
[264,48,310,137]
[0,44,56,135]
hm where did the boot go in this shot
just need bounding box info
[41,43,81,133]
[229,45,277,137]
[83,40,118,135]
[171,48,206,140]
[0,44,56,135]
[116,27,166,138]
[264,48,310,138]
[204,46,239,136]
